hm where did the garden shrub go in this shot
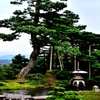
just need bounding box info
[94,76,100,84]
[56,80,69,86]
[30,58,47,74]
[55,69,71,80]
[85,78,95,89]
[48,70,58,75]
[0,73,5,80]
[26,73,48,86]
[46,86,83,100]
[26,73,46,80]
[64,91,82,100]
[0,65,16,80]
[10,54,29,70]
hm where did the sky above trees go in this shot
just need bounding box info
[0,0,100,56]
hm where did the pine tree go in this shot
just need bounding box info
[0,0,86,77]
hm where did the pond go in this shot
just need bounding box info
[1,87,52,96]
[0,85,93,97]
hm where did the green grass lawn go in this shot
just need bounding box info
[0,81,35,90]
[78,90,100,100]
[0,77,48,90]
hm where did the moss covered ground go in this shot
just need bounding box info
[78,90,100,100]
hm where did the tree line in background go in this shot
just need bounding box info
[0,53,100,89]
[0,54,46,80]
[0,0,100,80]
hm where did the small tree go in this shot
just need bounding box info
[0,64,16,80]
[46,86,83,100]
[55,41,81,70]
[10,54,29,75]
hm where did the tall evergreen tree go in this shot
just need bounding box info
[0,0,86,77]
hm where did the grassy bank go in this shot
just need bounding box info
[78,90,100,100]
[0,78,48,90]
[0,82,35,90]
[0,73,50,90]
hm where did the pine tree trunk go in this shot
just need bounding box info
[49,46,53,71]
[53,52,57,69]
[58,52,64,71]
[89,45,91,78]
[20,47,40,77]
[74,55,76,71]
[20,34,40,77]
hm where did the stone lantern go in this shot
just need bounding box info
[70,69,88,90]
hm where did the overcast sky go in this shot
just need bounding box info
[0,0,100,57]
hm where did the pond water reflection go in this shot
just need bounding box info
[1,87,52,96]
[0,85,92,96]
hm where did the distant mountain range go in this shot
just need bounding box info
[0,60,11,65]
[0,55,14,60]
[0,55,13,65]
[0,55,30,65]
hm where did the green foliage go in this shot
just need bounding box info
[10,54,29,70]
[78,90,100,100]
[46,86,82,100]
[91,50,100,69]
[46,96,65,100]
[48,86,65,96]
[94,76,100,84]
[64,91,83,100]
[48,69,71,80]
[26,73,48,86]
[56,80,69,87]
[48,70,59,75]
[26,73,45,80]
[55,41,81,70]
[85,78,95,87]
[0,67,6,80]
[0,33,19,41]
[92,50,100,57]
[94,75,100,80]
[55,69,71,79]
[31,58,47,74]
[82,55,96,62]
[0,81,34,90]
[55,42,81,56]
[0,54,29,80]
[0,65,16,80]
[9,54,29,77]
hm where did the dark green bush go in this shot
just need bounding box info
[48,70,58,75]
[64,94,82,100]
[30,58,47,74]
[48,86,65,96]
[94,76,100,82]
[93,76,100,86]
[0,70,5,80]
[85,78,94,84]
[26,73,48,86]
[10,54,29,70]
[56,80,69,86]
[46,86,83,100]
[85,78,95,88]
[55,69,71,80]
[26,73,46,80]
[9,54,29,77]
[64,91,82,100]
[0,65,16,80]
